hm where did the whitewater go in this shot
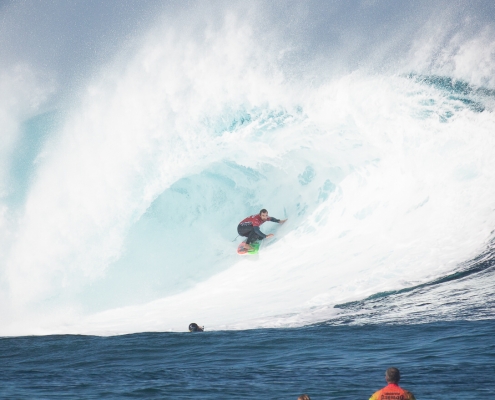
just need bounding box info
[1,1,495,337]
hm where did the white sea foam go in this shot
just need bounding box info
[1,2,495,336]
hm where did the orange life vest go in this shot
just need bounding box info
[369,383,416,400]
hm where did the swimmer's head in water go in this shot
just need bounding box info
[188,323,204,332]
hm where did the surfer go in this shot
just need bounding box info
[369,367,416,400]
[188,323,204,332]
[237,209,286,250]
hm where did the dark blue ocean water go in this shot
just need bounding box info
[1,320,494,399]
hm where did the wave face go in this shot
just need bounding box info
[1,1,495,335]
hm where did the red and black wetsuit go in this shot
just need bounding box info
[237,214,280,244]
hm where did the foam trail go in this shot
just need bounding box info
[2,2,495,335]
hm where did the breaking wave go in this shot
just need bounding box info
[1,1,495,335]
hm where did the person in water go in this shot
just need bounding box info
[188,323,204,332]
[297,395,311,400]
[369,367,416,400]
[238,209,286,250]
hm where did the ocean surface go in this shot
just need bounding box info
[1,1,495,398]
[2,320,494,399]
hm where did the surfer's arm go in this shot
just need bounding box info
[253,226,266,239]
[268,217,287,224]
[254,226,274,239]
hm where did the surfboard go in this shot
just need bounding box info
[237,240,261,255]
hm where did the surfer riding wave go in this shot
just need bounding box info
[237,209,286,251]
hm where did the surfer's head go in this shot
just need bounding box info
[385,367,401,383]
[259,209,268,221]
